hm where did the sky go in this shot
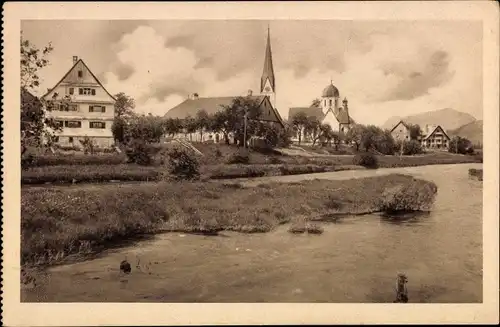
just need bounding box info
[21,20,483,126]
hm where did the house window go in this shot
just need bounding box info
[89,105,106,113]
[79,88,95,95]
[64,120,82,128]
[78,70,83,78]
[89,121,106,129]
[69,136,74,143]
[69,87,74,95]
[55,120,64,128]
[54,136,59,142]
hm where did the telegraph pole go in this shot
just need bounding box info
[243,110,248,148]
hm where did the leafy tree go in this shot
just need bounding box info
[219,96,263,146]
[163,117,183,138]
[183,115,198,141]
[290,112,310,145]
[21,35,66,154]
[111,117,128,144]
[211,110,232,144]
[345,124,365,151]
[449,136,474,155]
[125,114,165,144]
[305,116,322,145]
[114,92,135,118]
[311,98,321,108]
[408,124,422,140]
[195,109,211,142]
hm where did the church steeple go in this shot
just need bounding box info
[260,25,276,107]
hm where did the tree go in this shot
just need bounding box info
[345,124,365,151]
[21,35,65,154]
[114,92,135,118]
[408,124,422,141]
[164,118,183,138]
[211,110,232,144]
[125,114,165,144]
[311,98,321,108]
[290,112,309,145]
[183,115,198,141]
[195,109,211,142]
[219,96,263,146]
[449,136,474,155]
[304,116,322,145]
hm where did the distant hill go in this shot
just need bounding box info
[382,108,477,132]
[449,120,483,145]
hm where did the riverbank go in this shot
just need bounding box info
[22,173,437,267]
[21,151,480,185]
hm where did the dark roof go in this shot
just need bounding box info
[288,106,324,120]
[21,88,42,106]
[422,125,451,141]
[165,95,285,127]
[260,27,275,92]
[322,83,340,98]
[390,120,411,133]
[41,59,116,102]
[289,106,352,125]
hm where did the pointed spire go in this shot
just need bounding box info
[261,24,275,93]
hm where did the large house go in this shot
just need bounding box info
[164,27,284,143]
[42,56,116,148]
[421,124,451,150]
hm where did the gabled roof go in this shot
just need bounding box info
[41,59,116,102]
[165,95,285,127]
[288,105,352,125]
[422,125,451,141]
[288,106,323,121]
[390,120,411,133]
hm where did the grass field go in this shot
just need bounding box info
[22,174,437,267]
[21,144,481,185]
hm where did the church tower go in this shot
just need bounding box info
[260,25,276,108]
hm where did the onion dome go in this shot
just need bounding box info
[322,82,340,98]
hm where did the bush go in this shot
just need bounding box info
[167,147,200,180]
[396,140,423,155]
[377,180,438,213]
[226,148,250,164]
[468,168,483,181]
[279,164,329,175]
[125,140,156,165]
[353,153,378,169]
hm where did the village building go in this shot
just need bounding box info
[390,120,412,142]
[42,56,116,148]
[288,82,354,144]
[164,26,284,143]
[420,124,451,150]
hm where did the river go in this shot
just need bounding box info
[22,163,483,303]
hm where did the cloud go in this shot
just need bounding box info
[379,50,455,102]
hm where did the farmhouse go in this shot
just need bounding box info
[42,56,116,148]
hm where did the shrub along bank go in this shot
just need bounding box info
[22,173,437,267]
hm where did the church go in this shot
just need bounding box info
[165,26,354,143]
[165,26,284,143]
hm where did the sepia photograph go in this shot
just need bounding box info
[2,1,499,326]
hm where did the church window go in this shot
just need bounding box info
[329,99,332,106]
[324,100,327,107]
